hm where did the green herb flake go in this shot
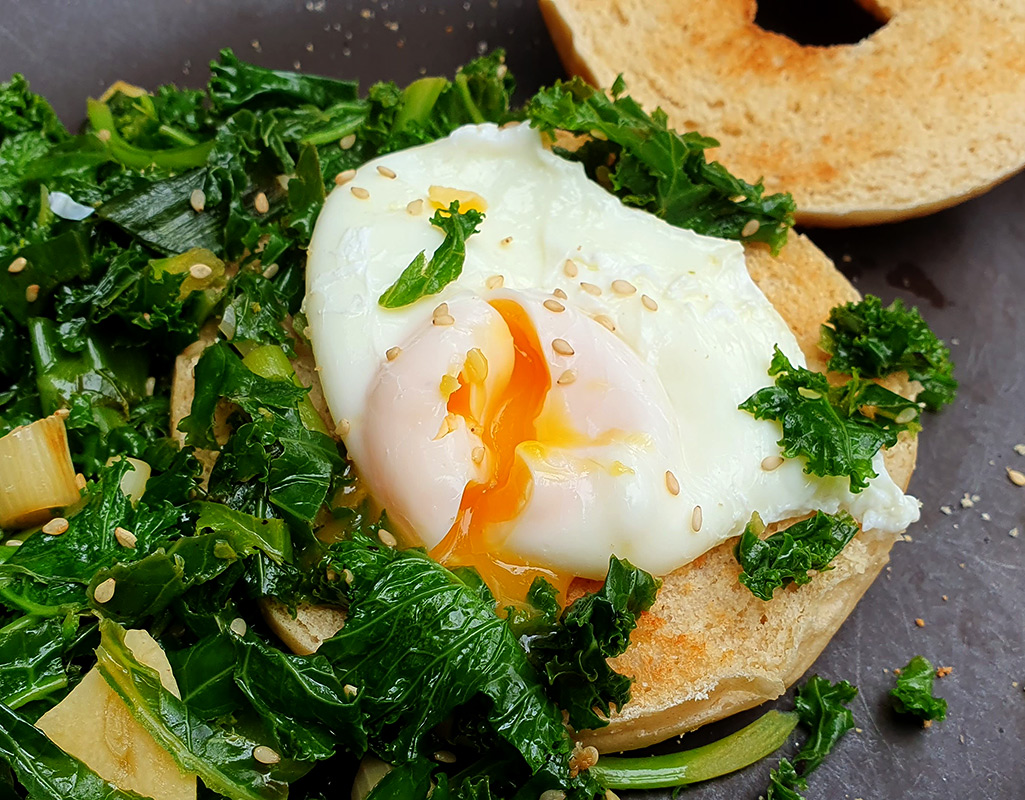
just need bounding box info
[378,201,484,308]
[821,295,957,412]
[891,655,948,722]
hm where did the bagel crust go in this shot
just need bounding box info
[539,0,1025,225]
[575,234,917,752]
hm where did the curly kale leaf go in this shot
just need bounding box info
[527,77,795,253]
[821,295,956,412]
[378,202,485,308]
[512,558,660,731]
[765,676,858,800]
[891,656,947,722]
[739,347,920,492]
[734,511,860,601]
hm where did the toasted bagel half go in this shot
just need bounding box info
[539,0,1025,225]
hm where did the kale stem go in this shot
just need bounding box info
[589,710,798,790]
[453,74,484,124]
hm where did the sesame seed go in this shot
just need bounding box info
[343,568,355,584]
[189,263,213,280]
[500,236,513,246]
[433,302,449,318]
[54,408,69,420]
[595,314,616,332]
[472,446,485,464]
[253,745,280,765]
[895,407,918,425]
[761,455,784,471]
[75,473,87,491]
[729,194,747,203]
[915,618,925,628]
[691,505,703,532]
[335,169,357,185]
[326,569,338,582]
[797,386,821,400]
[465,347,488,382]
[1007,467,1025,486]
[339,134,356,150]
[552,338,575,356]
[343,683,358,698]
[539,791,567,800]
[553,288,568,300]
[544,299,565,313]
[145,377,156,396]
[557,369,577,386]
[434,314,455,326]
[4,540,21,548]
[350,186,370,200]
[485,274,504,290]
[606,791,621,800]
[190,188,206,213]
[433,750,457,764]
[93,578,116,604]
[741,219,761,238]
[440,374,461,396]
[589,128,608,141]
[406,198,423,215]
[95,129,111,142]
[611,279,636,296]
[335,418,351,437]
[7,256,26,274]
[665,470,680,496]
[563,259,578,278]
[580,281,601,296]
[376,165,396,179]
[42,517,69,536]
[386,346,402,361]
[262,263,279,280]
[254,192,270,214]
[641,294,658,311]
[379,530,398,548]
[25,284,39,303]
[114,526,137,548]
[230,617,248,637]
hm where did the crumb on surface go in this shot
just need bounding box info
[936,666,953,678]
[915,618,925,627]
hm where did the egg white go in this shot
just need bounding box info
[304,123,919,580]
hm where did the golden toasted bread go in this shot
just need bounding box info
[539,0,1025,225]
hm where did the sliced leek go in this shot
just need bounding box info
[0,413,81,529]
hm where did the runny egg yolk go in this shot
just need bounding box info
[430,299,576,606]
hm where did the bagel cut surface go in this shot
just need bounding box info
[540,0,1025,225]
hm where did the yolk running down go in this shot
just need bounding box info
[430,299,575,608]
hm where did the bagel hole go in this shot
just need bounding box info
[754,0,887,46]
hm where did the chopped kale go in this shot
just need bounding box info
[891,655,948,722]
[821,295,957,412]
[740,347,921,492]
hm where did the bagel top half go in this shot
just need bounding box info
[539,0,1025,226]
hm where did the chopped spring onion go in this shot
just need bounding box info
[0,414,82,529]
[588,710,798,790]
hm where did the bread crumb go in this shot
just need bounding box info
[981,512,991,521]
[960,493,975,508]
[1013,444,1025,456]
[923,719,933,729]
[915,618,925,627]
[960,734,966,744]
[942,595,948,601]
[1010,528,1019,538]
[936,666,952,678]
[959,562,966,568]
[903,534,913,542]
[940,505,953,515]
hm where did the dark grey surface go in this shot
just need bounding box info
[2,1,1022,797]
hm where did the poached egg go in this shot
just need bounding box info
[304,123,919,602]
